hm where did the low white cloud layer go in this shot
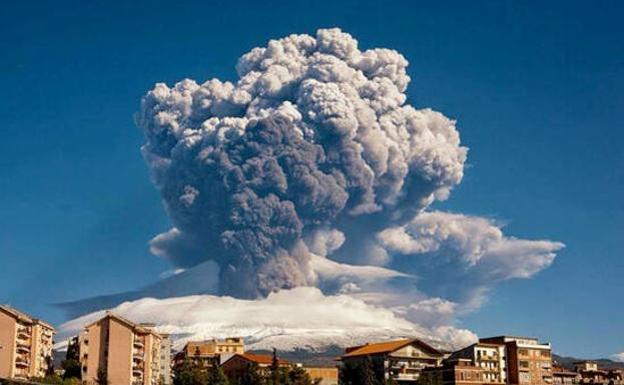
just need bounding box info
[57,287,474,352]
[612,352,624,363]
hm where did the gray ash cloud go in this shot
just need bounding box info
[136,28,559,302]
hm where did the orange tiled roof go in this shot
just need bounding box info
[238,353,290,365]
[342,338,441,358]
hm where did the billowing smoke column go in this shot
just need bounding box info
[136,28,468,298]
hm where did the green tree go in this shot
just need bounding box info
[45,355,55,377]
[62,378,82,385]
[173,358,209,385]
[61,359,82,380]
[207,359,229,385]
[287,366,314,385]
[65,336,80,361]
[339,357,383,385]
[36,375,64,385]
[269,348,280,385]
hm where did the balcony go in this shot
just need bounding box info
[395,373,419,381]
[132,368,144,377]
[133,353,145,361]
[16,344,30,354]
[133,340,145,349]
[17,330,31,340]
[15,358,29,367]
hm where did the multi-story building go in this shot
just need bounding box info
[159,334,173,385]
[176,337,245,368]
[0,305,55,380]
[421,358,485,385]
[340,338,444,383]
[573,361,609,384]
[552,365,580,385]
[480,336,553,385]
[450,342,506,383]
[573,362,598,373]
[80,313,162,385]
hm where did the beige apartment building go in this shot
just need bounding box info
[0,305,55,380]
[480,336,553,385]
[159,334,173,385]
[450,342,507,384]
[80,313,162,385]
[176,337,245,367]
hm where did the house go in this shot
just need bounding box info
[340,338,444,383]
[420,358,485,385]
[221,352,292,382]
[574,361,608,384]
[175,337,245,369]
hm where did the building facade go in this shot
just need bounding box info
[221,353,292,382]
[340,339,444,384]
[421,358,486,385]
[80,313,162,385]
[480,336,553,385]
[450,342,506,384]
[0,305,55,380]
[304,367,338,385]
[159,334,173,385]
[552,365,580,385]
[176,337,245,368]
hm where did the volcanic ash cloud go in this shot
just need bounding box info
[136,28,563,314]
[136,28,468,298]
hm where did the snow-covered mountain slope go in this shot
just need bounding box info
[55,287,475,352]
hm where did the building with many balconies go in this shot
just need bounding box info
[0,305,55,380]
[340,338,444,384]
[449,342,507,384]
[480,336,553,385]
[79,313,162,385]
[421,358,486,385]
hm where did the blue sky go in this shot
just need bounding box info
[1,0,622,358]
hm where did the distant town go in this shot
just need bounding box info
[0,305,621,385]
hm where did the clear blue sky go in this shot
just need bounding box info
[1,0,622,358]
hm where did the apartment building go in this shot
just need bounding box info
[552,365,580,385]
[159,334,173,385]
[177,337,245,368]
[480,336,553,385]
[340,338,444,383]
[80,313,162,385]
[421,358,486,385]
[450,342,506,383]
[0,305,55,380]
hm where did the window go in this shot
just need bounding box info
[519,361,530,369]
[518,349,528,356]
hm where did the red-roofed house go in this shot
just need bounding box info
[340,338,444,383]
[221,352,293,381]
